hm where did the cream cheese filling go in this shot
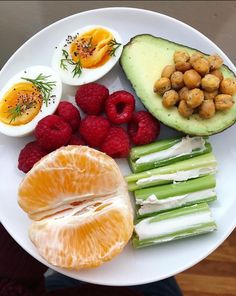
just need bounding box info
[136,167,216,185]
[135,210,214,240]
[137,188,216,215]
[136,136,205,164]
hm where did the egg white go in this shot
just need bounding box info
[51,25,123,86]
[0,65,62,137]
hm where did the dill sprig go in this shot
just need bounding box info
[107,39,122,57]
[21,73,56,107]
[8,104,22,123]
[60,49,82,78]
[7,101,36,123]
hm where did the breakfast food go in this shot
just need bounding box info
[134,174,216,217]
[18,141,47,173]
[101,126,130,158]
[126,152,217,191]
[35,115,72,151]
[125,135,217,247]
[55,101,81,131]
[68,134,85,145]
[1,25,228,269]
[52,26,123,85]
[16,83,145,166]
[105,90,135,124]
[120,35,236,135]
[75,82,109,115]
[154,51,235,119]
[128,136,211,173]
[0,66,62,136]
[133,203,216,248]
[18,145,133,269]
[79,115,110,147]
[128,111,160,145]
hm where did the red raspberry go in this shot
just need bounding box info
[105,91,135,124]
[128,111,160,145]
[68,134,85,145]
[75,83,109,115]
[101,127,130,158]
[18,141,47,173]
[35,115,72,151]
[79,115,110,147]
[55,101,81,132]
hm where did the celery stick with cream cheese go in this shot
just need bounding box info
[133,203,217,248]
[135,175,216,217]
[126,153,217,191]
[130,136,211,173]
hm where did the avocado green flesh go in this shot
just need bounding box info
[120,35,236,136]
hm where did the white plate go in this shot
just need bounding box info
[0,7,236,286]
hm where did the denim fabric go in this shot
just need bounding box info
[45,272,183,296]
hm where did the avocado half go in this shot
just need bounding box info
[120,35,236,136]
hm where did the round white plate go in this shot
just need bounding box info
[0,7,236,286]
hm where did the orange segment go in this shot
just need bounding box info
[18,145,133,269]
[18,146,124,219]
[30,204,133,269]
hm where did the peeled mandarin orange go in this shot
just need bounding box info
[18,145,133,269]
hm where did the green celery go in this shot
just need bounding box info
[126,153,217,191]
[136,195,217,218]
[130,142,212,173]
[135,175,216,202]
[130,137,181,160]
[133,222,216,248]
[133,203,217,248]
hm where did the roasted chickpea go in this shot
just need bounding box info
[178,87,189,101]
[220,78,236,95]
[154,77,171,95]
[161,65,176,78]
[178,100,194,118]
[174,51,190,64]
[215,94,234,111]
[210,69,223,82]
[162,90,179,108]
[170,71,184,90]
[186,88,204,108]
[201,74,220,92]
[192,58,210,76]
[208,54,223,70]
[204,90,218,100]
[175,61,192,72]
[183,69,201,89]
[189,52,204,65]
[199,100,216,119]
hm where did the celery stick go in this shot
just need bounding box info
[130,142,212,173]
[126,153,217,191]
[130,137,181,160]
[137,191,217,218]
[133,222,216,248]
[135,175,216,202]
[129,136,211,174]
[133,203,217,248]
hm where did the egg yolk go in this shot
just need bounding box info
[0,82,42,126]
[69,28,113,68]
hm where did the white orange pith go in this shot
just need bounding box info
[18,145,133,269]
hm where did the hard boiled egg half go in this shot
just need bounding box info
[52,25,123,85]
[0,65,62,137]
